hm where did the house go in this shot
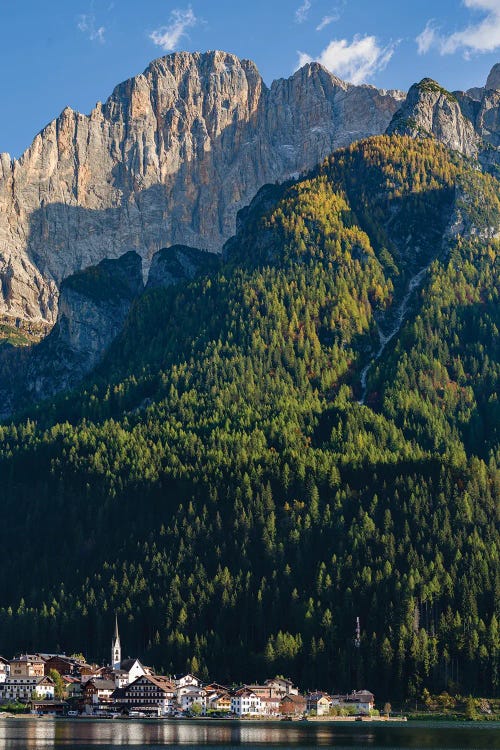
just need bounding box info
[178,686,207,713]
[259,695,281,716]
[265,677,299,698]
[204,682,229,693]
[174,674,205,712]
[119,658,148,685]
[112,670,130,689]
[82,679,116,713]
[0,675,55,703]
[231,688,262,717]
[9,655,45,677]
[81,666,108,684]
[42,655,79,677]
[78,663,101,681]
[244,684,274,698]
[306,692,332,716]
[206,690,232,714]
[114,674,175,717]
[174,673,201,689]
[229,683,301,716]
[0,657,9,684]
[280,693,307,716]
[62,675,82,699]
[345,690,375,714]
[31,699,68,716]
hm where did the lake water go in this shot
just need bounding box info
[0,718,498,750]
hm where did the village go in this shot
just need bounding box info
[0,619,376,719]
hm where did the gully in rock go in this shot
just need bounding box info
[358,263,431,405]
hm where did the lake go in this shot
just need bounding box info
[0,718,498,749]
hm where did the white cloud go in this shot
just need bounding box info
[295,0,312,24]
[316,14,339,31]
[297,35,396,84]
[77,14,105,43]
[150,6,198,52]
[316,2,345,31]
[416,21,438,55]
[417,0,500,56]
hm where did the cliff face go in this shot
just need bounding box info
[146,245,220,290]
[387,68,500,171]
[2,52,497,331]
[486,63,500,92]
[54,250,144,369]
[387,79,482,157]
[0,251,143,417]
[0,51,405,327]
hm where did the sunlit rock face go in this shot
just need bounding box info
[0,51,405,327]
[387,67,500,173]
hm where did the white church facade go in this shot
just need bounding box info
[111,617,148,686]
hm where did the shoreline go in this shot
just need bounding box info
[2,712,498,723]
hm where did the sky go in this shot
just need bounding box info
[0,0,499,158]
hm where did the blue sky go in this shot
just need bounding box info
[0,0,499,158]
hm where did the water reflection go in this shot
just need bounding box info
[0,718,498,749]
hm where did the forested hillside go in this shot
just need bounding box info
[0,136,498,700]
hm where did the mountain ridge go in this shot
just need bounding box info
[0,50,408,329]
[0,53,497,378]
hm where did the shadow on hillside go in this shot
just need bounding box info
[23,101,286,285]
[0,155,462,425]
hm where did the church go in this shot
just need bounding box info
[110,616,150,686]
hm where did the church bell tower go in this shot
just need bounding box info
[111,614,121,670]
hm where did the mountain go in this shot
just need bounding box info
[0,136,497,699]
[387,79,481,157]
[486,63,500,91]
[387,74,500,174]
[1,52,498,339]
[0,51,405,330]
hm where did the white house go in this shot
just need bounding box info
[174,673,201,689]
[0,676,55,702]
[178,686,207,713]
[173,674,205,712]
[113,658,148,687]
[113,670,129,689]
[231,688,262,717]
[345,690,375,714]
[259,695,281,716]
[0,657,9,684]
[331,690,375,714]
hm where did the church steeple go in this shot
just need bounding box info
[111,614,121,670]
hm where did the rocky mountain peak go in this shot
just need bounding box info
[291,61,349,89]
[0,51,405,330]
[387,78,483,158]
[486,63,500,91]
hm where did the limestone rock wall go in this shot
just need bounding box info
[387,69,500,172]
[0,51,405,326]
